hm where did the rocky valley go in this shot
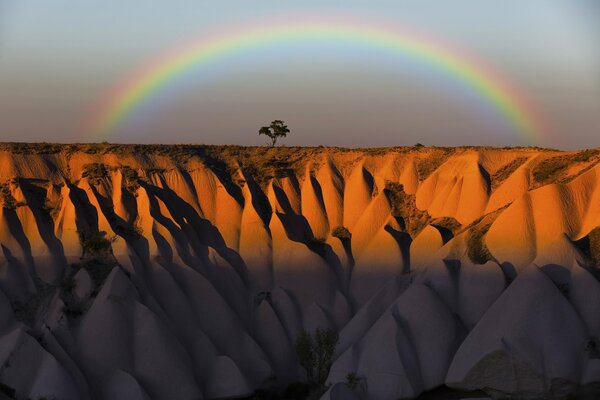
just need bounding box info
[0,143,597,399]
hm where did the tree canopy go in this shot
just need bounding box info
[259,120,289,146]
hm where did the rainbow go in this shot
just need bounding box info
[85,21,544,142]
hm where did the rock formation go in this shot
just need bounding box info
[0,143,597,399]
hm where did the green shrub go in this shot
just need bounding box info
[295,328,338,388]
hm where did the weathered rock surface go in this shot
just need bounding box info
[0,143,596,399]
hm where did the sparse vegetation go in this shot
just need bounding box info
[346,372,363,391]
[0,184,19,209]
[82,163,109,185]
[116,222,143,239]
[491,156,528,190]
[467,220,495,265]
[331,226,352,240]
[144,168,167,177]
[59,272,85,318]
[532,150,599,185]
[79,231,117,255]
[585,337,600,359]
[119,166,140,193]
[11,278,56,327]
[294,328,339,397]
[414,147,453,180]
[11,230,120,326]
[308,235,327,245]
[0,142,64,155]
[384,181,432,237]
[75,230,122,301]
[431,217,462,235]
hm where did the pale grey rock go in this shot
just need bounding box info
[395,283,463,391]
[73,268,93,301]
[103,369,150,400]
[0,327,79,400]
[446,265,587,398]
[205,356,252,399]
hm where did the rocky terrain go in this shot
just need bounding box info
[0,143,597,400]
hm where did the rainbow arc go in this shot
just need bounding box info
[85,22,544,143]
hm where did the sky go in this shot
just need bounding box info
[0,1,598,149]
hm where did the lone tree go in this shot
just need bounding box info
[259,120,289,147]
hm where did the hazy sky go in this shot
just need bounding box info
[0,1,598,148]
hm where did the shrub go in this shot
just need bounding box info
[346,372,363,391]
[331,226,351,240]
[116,223,143,238]
[384,181,407,218]
[384,181,431,236]
[0,382,15,398]
[60,273,86,318]
[0,184,18,209]
[431,217,462,235]
[295,328,339,388]
[585,337,600,359]
[12,282,54,326]
[119,166,140,193]
[82,163,109,185]
[79,231,116,255]
[304,233,327,246]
